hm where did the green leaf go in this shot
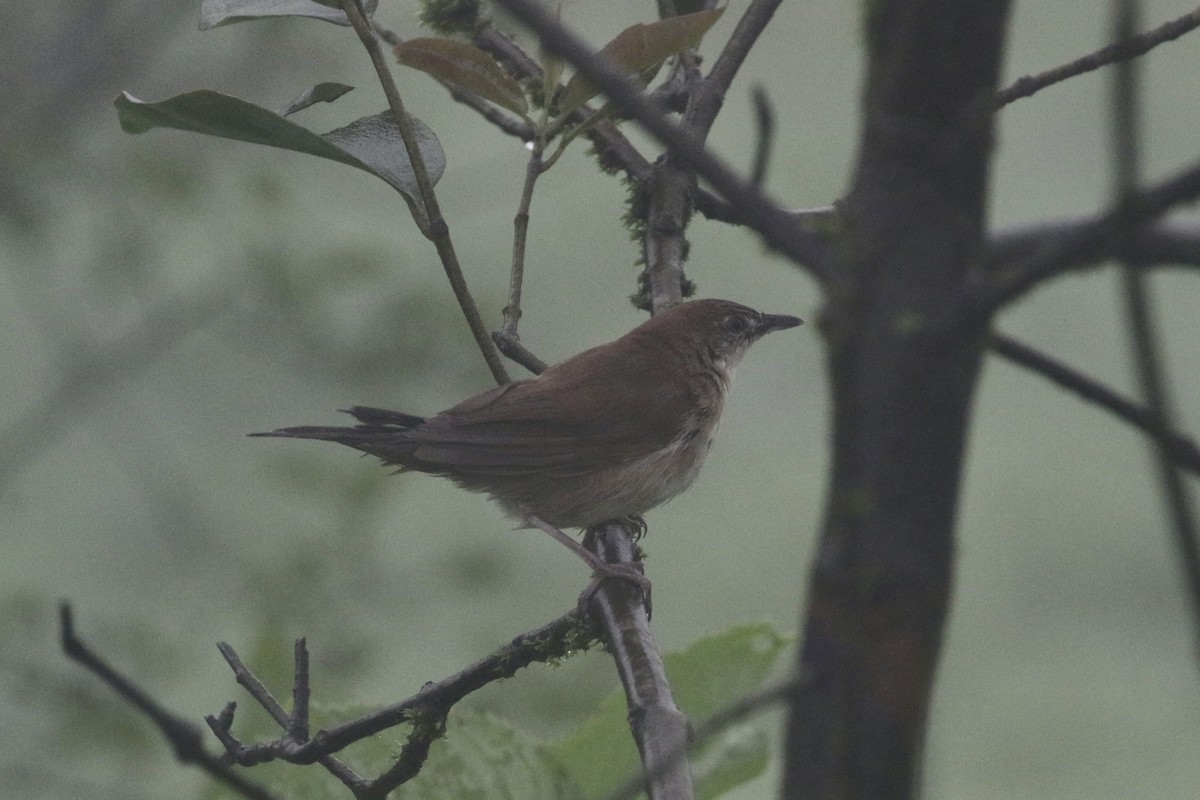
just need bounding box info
[198,0,378,30]
[395,38,528,117]
[559,6,726,114]
[114,91,445,206]
[407,711,585,800]
[277,82,355,116]
[548,622,787,799]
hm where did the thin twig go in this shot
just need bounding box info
[988,334,1200,477]
[503,147,544,339]
[997,4,1200,107]
[340,0,510,385]
[1110,0,1200,659]
[207,610,600,766]
[59,603,280,800]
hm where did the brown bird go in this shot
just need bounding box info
[253,298,801,594]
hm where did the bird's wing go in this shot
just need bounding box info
[405,344,702,477]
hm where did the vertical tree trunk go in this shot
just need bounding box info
[783,3,1013,798]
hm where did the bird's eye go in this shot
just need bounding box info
[723,315,751,335]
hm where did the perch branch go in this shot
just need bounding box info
[604,672,811,800]
[585,522,693,799]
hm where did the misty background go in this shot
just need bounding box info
[1,1,1197,798]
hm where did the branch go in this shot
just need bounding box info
[59,603,280,800]
[996,4,1200,106]
[470,16,815,281]
[704,0,785,120]
[643,0,788,310]
[986,220,1200,273]
[977,158,1200,312]
[491,329,549,374]
[493,0,832,278]
[497,145,544,363]
[604,673,810,800]
[341,0,510,386]
[585,522,693,799]
[206,610,601,776]
[988,334,1200,477]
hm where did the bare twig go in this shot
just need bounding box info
[997,4,1200,106]
[59,603,280,800]
[206,610,600,770]
[1110,0,1200,658]
[988,334,1200,477]
[340,0,510,385]
[502,147,544,340]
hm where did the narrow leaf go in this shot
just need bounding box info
[115,91,445,203]
[395,38,528,117]
[560,6,725,114]
[198,0,378,30]
[277,82,354,116]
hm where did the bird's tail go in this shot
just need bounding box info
[249,406,427,464]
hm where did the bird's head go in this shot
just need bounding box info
[649,299,803,376]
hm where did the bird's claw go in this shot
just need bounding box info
[577,562,652,617]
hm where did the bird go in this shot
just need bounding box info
[252,298,801,597]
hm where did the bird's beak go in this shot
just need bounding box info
[758,313,804,334]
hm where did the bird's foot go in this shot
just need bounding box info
[620,515,648,541]
[577,561,652,617]
[524,513,652,615]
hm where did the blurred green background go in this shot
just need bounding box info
[2,1,1198,798]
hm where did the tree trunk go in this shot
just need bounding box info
[783,3,1013,798]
